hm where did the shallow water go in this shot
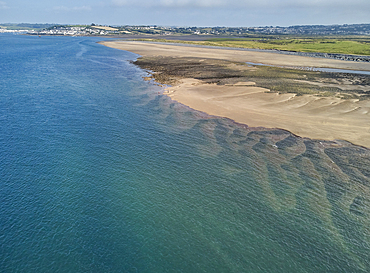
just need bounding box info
[245,61,370,75]
[1,34,370,272]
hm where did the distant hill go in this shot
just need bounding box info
[1,23,370,36]
[0,23,56,30]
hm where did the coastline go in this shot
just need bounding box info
[100,40,370,148]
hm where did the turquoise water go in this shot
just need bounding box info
[1,34,370,272]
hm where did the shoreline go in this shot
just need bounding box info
[135,40,370,63]
[100,40,370,71]
[100,41,370,148]
[164,78,370,148]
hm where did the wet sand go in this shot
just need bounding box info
[101,41,370,71]
[165,78,370,148]
[100,41,370,148]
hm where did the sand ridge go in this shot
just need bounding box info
[164,79,370,147]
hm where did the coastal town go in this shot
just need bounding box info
[0,25,119,36]
[1,23,370,36]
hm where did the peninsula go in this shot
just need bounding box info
[100,40,370,148]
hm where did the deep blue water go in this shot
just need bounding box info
[1,34,370,272]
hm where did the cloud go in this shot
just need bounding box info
[53,5,92,12]
[0,1,9,9]
[111,0,369,9]
[111,0,225,8]
[265,0,369,9]
[159,0,224,8]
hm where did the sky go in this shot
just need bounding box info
[0,0,369,27]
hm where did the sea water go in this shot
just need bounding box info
[1,34,370,272]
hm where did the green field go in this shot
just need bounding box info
[137,38,370,55]
[0,23,56,30]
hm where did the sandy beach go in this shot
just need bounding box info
[101,41,370,148]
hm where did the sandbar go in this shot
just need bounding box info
[100,41,370,148]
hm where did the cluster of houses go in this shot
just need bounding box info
[0,29,28,33]
[28,26,119,36]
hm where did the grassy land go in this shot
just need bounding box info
[136,37,370,55]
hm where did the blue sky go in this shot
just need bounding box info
[1,0,369,27]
